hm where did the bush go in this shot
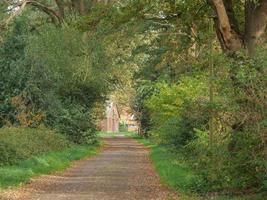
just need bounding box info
[145,76,209,147]
[0,20,109,144]
[143,59,267,192]
[56,105,97,144]
[0,127,70,166]
[0,144,99,188]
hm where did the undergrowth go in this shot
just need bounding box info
[0,144,100,188]
[134,135,266,200]
[0,127,70,166]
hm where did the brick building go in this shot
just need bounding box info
[100,102,120,132]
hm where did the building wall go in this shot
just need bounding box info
[100,102,120,132]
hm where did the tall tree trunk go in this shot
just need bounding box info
[71,0,81,14]
[55,0,65,18]
[245,0,267,56]
[79,0,87,15]
[209,0,244,52]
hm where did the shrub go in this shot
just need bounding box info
[145,76,209,147]
[0,21,109,144]
[0,144,99,188]
[56,105,98,144]
[0,127,70,166]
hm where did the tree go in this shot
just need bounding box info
[0,0,115,29]
[208,0,267,55]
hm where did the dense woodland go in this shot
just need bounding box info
[0,0,266,198]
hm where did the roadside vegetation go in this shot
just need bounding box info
[135,135,266,200]
[0,125,100,190]
[0,1,113,189]
[0,127,70,166]
[0,143,100,188]
[0,1,266,199]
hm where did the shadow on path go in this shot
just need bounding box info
[1,137,178,200]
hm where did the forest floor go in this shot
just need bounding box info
[0,137,178,200]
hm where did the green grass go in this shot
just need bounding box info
[0,127,71,166]
[135,137,202,193]
[0,144,100,189]
[97,131,138,138]
[134,136,266,200]
[208,193,267,200]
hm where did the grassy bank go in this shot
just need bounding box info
[0,144,100,189]
[0,127,71,166]
[133,135,266,200]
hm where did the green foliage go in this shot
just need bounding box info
[139,52,267,193]
[0,21,29,126]
[132,81,155,136]
[145,76,209,147]
[57,105,97,144]
[0,127,70,166]
[150,146,204,193]
[119,122,128,132]
[136,136,207,193]
[137,136,267,200]
[0,144,99,188]
[0,0,266,196]
[0,19,111,144]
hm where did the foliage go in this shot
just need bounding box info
[0,18,111,143]
[132,81,155,136]
[137,136,267,200]
[0,0,266,197]
[57,105,98,144]
[139,52,267,192]
[0,127,70,166]
[144,76,209,147]
[125,0,267,193]
[0,143,100,188]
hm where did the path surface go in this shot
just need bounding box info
[1,137,178,200]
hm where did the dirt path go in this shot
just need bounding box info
[1,137,178,200]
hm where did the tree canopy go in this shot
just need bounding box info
[0,0,266,196]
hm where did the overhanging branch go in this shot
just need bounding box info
[1,0,62,29]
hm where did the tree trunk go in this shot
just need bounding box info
[209,0,244,52]
[209,0,267,54]
[55,0,65,18]
[245,0,267,56]
[71,0,88,15]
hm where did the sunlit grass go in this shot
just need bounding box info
[0,144,100,189]
[135,137,266,200]
[136,137,202,193]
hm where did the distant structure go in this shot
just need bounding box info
[100,101,139,133]
[100,102,120,132]
[120,109,138,132]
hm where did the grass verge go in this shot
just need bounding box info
[97,131,138,138]
[0,144,100,189]
[0,127,71,166]
[133,135,266,200]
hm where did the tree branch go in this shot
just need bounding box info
[1,0,62,29]
[143,13,181,21]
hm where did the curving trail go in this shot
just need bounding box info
[1,137,178,200]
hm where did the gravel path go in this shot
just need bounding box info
[1,137,178,200]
